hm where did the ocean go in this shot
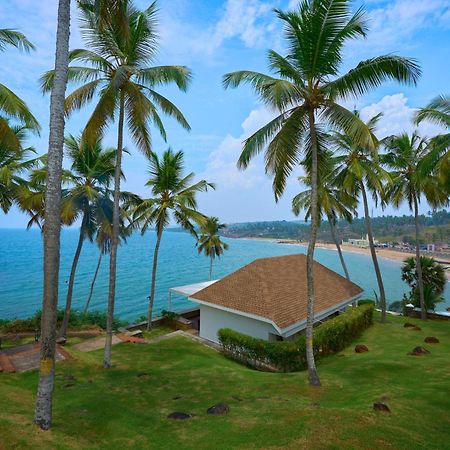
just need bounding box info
[0,228,449,320]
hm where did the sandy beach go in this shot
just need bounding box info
[239,237,450,279]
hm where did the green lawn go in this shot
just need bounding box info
[0,313,449,450]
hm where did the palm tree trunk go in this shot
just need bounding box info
[209,255,213,280]
[34,0,71,431]
[147,228,163,330]
[305,109,321,387]
[103,91,125,369]
[361,184,387,322]
[59,225,85,339]
[414,193,426,320]
[83,251,102,314]
[328,214,350,281]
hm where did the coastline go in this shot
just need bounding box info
[233,236,450,280]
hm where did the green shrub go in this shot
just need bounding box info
[0,309,127,333]
[218,304,374,372]
[357,299,376,307]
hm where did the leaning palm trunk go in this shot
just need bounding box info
[413,194,426,319]
[84,251,102,313]
[34,0,71,431]
[147,229,163,330]
[59,225,85,339]
[328,215,350,281]
[209,254,213,280]
[305,111,321,387]
[103,92,125,369]
[361,184,387,322]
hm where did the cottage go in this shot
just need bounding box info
[170,254,363,344]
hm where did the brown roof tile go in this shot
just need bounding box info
[191,254,363,329]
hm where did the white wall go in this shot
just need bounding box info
[199,304,278,343]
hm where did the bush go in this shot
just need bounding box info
[0,309,127,333]
[218,303,374,372]
[357,299,375,307]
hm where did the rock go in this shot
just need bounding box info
[424,336,439,344]
[172,395,182,400]
[404,323,416,328]
[207,403,230,415]
[355,344,369,353]
[408,346,430,356]
[56,337,67,345]
[63,383,75,389]
[167,412,192,420]
[373,402,391,413]
[137,372,150,379]
[412,325,422,331]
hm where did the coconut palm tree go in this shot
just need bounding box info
[292,150,356,281]
[414,94,450,191]
[333,114,391,323]
[57,135,116,339]
[0,29,39,149]
[133,149,214,329]
[84,199,133,314]
[222,0,420,386]
[41,0,192,368]
[382,132,447,320]
[0,124,39,215]
[34,0,71,431]
[197,217,229,280]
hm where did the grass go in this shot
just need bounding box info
[0,313,449,450]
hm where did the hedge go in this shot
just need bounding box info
[218,303,374,372]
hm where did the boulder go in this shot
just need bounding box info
[412,325,422,331]
[355,344,369,353]
[373,402,391,413]
[408,346,430,356]
[167,412,192,420]
[424,336,439,344]
[207,403,230,415]
[404,323,416,328]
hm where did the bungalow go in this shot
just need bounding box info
[170,254,363,344]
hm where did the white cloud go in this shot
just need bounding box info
[359,93,446,138]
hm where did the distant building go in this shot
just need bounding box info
[346,234,378,248]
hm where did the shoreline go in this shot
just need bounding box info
[232,236,450,279]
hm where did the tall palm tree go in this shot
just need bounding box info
[34,0,71,432]
[133,149,213,329]
[382,133,446,320]
[41,0,192,368]
[58,135,116,339]
[333,114,391,322]
[292,151,356,281]
[84,201,133,313]
[222,0,420,385]
[197,217,229,280]
[0,29,39,149]
[414,94,450,191]
[0,125,39,215]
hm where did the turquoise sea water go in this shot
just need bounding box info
[0,229,449,320]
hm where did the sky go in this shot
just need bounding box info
[0,0,449,228]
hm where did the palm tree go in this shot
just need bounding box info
[58,135,116,339]
[333,114,391,322]
[0,125,39,215]
[382,133,446,320]
[41,0,192,369]
[34,0,71,431]
[84,202,133,313]
[414,94,450,191]
[0,29,39,149]
[292,151,356,281]
[133,149,213,329]
[197,217,229,280]
[222,0,420,386]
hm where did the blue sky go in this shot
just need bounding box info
[1,0,449,228]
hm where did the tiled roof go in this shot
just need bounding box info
[191,254,363,329]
